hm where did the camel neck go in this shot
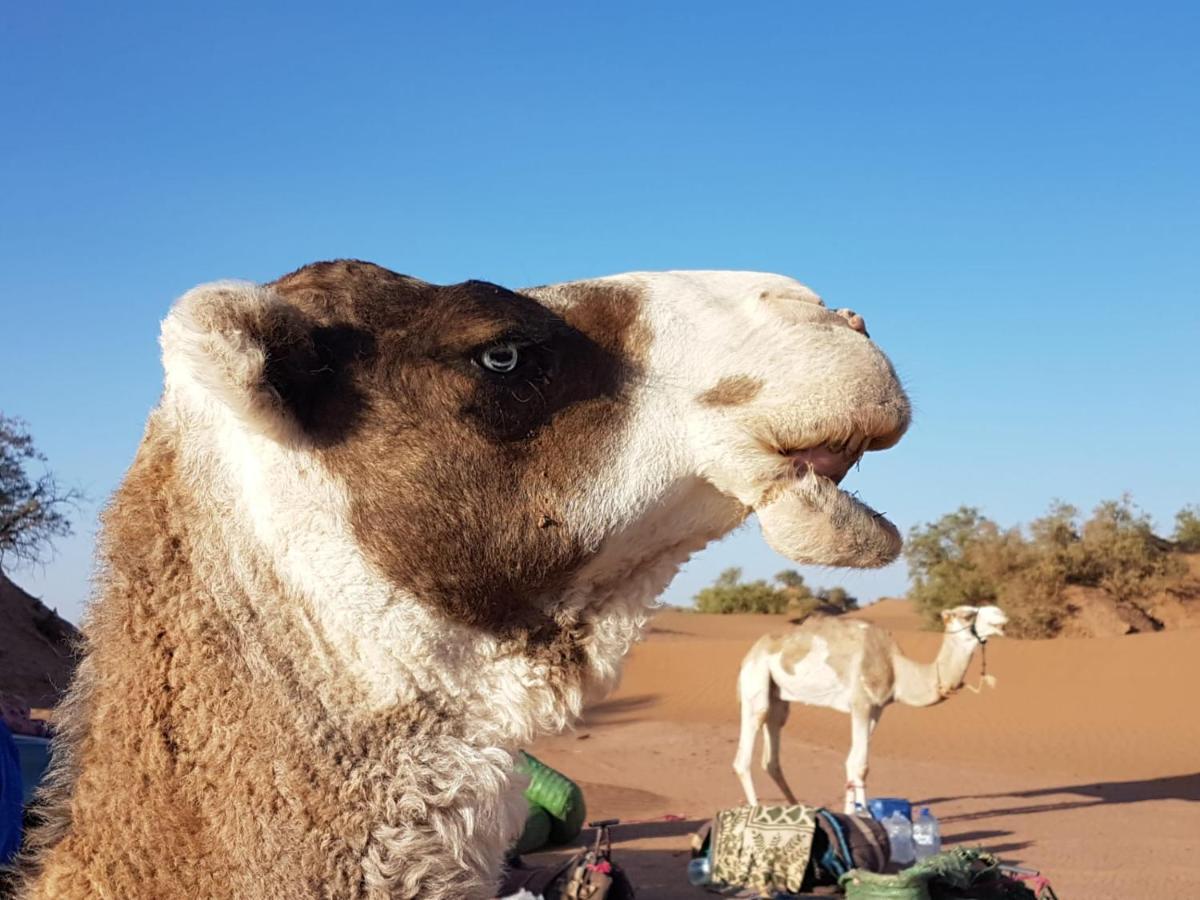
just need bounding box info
[893,630,978,707]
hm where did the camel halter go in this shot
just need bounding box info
[936,622,996,698]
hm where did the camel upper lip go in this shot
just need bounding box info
[781,442,863,485]
[770,412,907,487]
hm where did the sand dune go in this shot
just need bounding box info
[0,572,79,709]
[527,604,1200,899]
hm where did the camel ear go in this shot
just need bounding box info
[160,281,337,445]
[942,605,979,625]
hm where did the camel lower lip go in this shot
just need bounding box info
[754,471,902,569]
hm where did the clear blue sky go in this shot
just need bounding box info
[2,2,1198,624]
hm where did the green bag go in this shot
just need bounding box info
[513,805,553,855]
[517,751,587,846]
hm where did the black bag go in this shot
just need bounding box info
[497,819,635,900]
[808,808,890,886]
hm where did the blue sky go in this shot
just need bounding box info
[2,2,1198,624]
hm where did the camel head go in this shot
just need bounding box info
[656,272,910,570]
[941,604,1009,644]
[159,261,909,710]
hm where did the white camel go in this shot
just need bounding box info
[733,604,1008,813]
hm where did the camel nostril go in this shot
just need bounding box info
[837,308,869,337]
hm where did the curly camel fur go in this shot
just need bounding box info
[10,261,910,899]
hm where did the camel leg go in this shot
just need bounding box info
[733,696,766,806]
[843,704,872,814]
[761,689,798,804]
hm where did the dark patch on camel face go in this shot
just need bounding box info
[258,322,377,446]
[698,374,764,407]
[265,260,645,636]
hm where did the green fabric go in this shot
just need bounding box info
[516,751,587,847]
[513,805,553,855]
[841,847,1039,900]
[841,869,932,900]
[710,804,816,895]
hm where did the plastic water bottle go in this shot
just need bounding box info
[883,811,915,865]
[912,807,941,861]
[686,852,712,886]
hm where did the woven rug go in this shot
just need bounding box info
[711,804,817,895]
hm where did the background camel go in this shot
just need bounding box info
[10,261,909,899]
[734,604,1008,813]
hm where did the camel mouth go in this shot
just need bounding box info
[979,609,1009,639]
[779,440,866,485]
[774,415,905,485]
[751,421,907,569]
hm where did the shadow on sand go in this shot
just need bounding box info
[577,693,659,727]
[923,771,1200,824]
[647,624,689,636]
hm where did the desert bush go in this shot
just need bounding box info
[1,414,81,570]
[905,506,1004,612]
[814,586,858,612]
[906,496,1184,638]
[1078,497,1181,601]
[694,567,788,614]
[693,567,855,615]
[1175,505,1200,552]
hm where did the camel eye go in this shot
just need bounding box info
[478,342,521,374]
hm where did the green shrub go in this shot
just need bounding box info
[813,585,858,612]
[693,567,855,615]
[905,506,1005,620]
[905,496,1186,638]
[1079,497,1181,601]
[1174,505,1200,552]
[694,567,788,614]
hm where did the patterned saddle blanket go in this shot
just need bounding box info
[710,804,817,895]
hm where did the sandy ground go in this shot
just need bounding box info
[525,602,1200,899]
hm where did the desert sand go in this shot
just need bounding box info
[526,601,1200,899]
